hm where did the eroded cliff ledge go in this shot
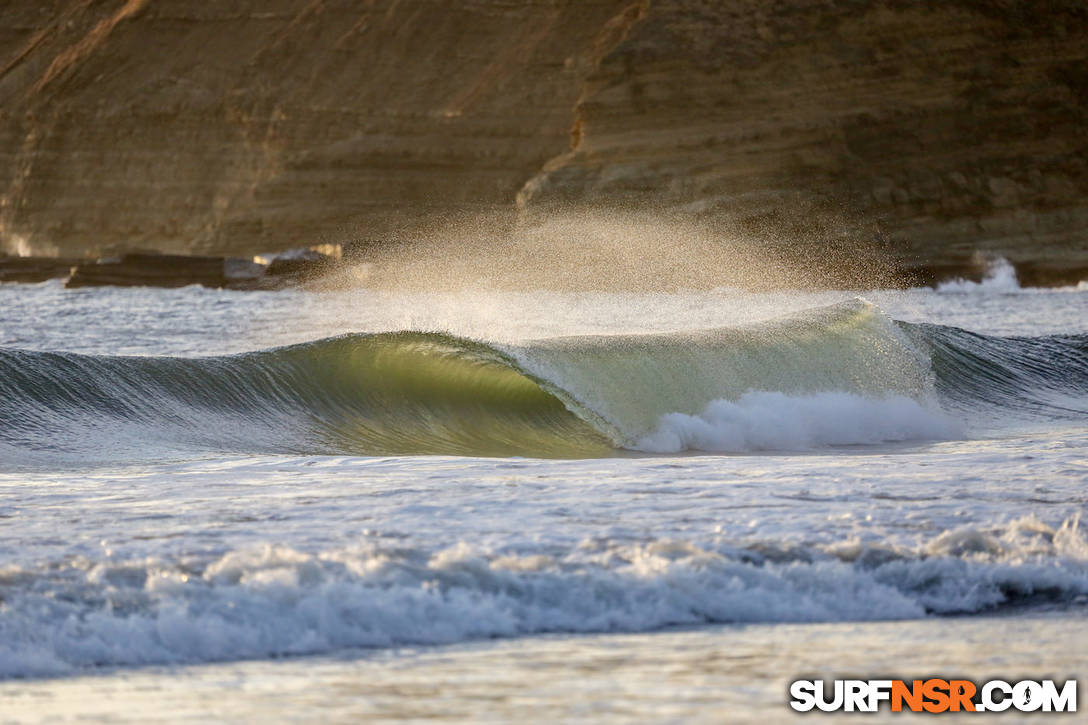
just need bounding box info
[2,0,1086,275]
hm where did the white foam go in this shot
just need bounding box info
[936,257,1021,294]
[2,516,1085,679]
[635,391,963,453]
[933,257,1088,295]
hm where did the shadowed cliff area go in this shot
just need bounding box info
[1,0,1087,283]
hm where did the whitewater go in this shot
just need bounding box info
[0,267,1086,721]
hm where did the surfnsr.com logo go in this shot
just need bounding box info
[789,679,1077,713]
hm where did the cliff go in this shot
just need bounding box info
[519,0,1088,270]
[0,0,634,257]
[2,0,1086,277]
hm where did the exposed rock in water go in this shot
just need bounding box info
[1015,261,1088,289]
[1,1,1086,282]
[0,255,78,283]
[60,246,362,290]
[262,247,338,279]
[66,253,263,289]
[223,257,267,283]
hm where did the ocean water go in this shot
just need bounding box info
[1,268,1086,721]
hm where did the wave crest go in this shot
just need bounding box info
[1,300,1085,461]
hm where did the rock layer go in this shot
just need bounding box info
[1,0,1086,274]
[1,0,632,257]
[520,0,1088,268]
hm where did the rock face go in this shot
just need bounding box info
[1,0,1086,273]
[519,0,1088,268]
[1,0,633,257]
[64,250,346,289]
[67,253,242,289]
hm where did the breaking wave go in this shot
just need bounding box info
[1,300,1085,461]
[935,257,1022,294]
[635,392,961,453]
